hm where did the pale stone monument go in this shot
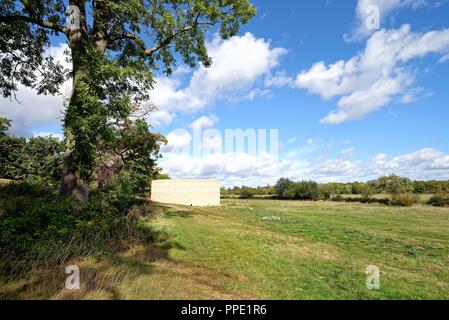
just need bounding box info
[151,179,220,207]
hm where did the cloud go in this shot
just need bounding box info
[161,130,192,153]
[150,32,287,113]
[340,147,355,157]
[345,0,428,41]
[438,53,449,63]
[0,43,71,137]
[159,146,449,186]
[160,151,290,187]
[295,25,449,124]
[265,71,294,88]
[146,110,176,127]
[190,114,219,129]
[32,131,64,140]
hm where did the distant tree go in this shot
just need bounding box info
[274,178,294,198]
[377,174,413,195]
[413,181,426,194]
[155,173,170,180]
[290,181,320,200]
[239,187,255,199]
[281,181,320,200]
[319,184,333,200]
[351,183,376,198]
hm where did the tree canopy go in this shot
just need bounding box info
[0,0,256,200]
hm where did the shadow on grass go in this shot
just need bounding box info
[162,206,195,219]
[0,222,186,300]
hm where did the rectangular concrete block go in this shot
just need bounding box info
[151,179,220,207]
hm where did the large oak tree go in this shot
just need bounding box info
[0,0,255,200]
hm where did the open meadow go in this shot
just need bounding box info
[3,199,448,300]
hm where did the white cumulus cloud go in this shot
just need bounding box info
[150,32,287,113]
[0,43,71,136]
[190,114,219,129]
[159,146,449,186]
[295,25,449,124]
[345,0,428,41]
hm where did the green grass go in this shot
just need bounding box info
[2,199,449,299]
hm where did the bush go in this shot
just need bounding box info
[330,195,391,206]
[0,180,157,279]
[239,187,255,199]
[291,181,320,200]
[275,180,319,200]
[274,178,295,198]
[333,195,345,202]
[391,194,418,207]
[427,193,449,207]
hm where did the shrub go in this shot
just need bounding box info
[392,194,418,207]
[276,180,320,200]
[427,193,449,207]
[333,195,344,202]
[292,181,320,200]
[0,180,158,279]
[274,178,295,198]
[240,187,255,199]
[331,195,391,206]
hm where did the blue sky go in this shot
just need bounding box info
[2,0,449,186]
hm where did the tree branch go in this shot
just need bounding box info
[0,15,68,35]
[111,17,214,57]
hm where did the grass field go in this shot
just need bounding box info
[2,199,449,299]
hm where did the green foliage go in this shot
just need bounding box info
[274,178,295,198]
[319,184,333,200]
[351,182,375,198]
[427,193,449,207]
[377,174,413,195]
[0,179,156,278]
[1,1,256,185]
[274,179,320,200]
[239,187,255,199]
[288,181,320,200]
[391,194,418,207]
[0,117,10,135]
[414,180,449,194]
[155,173,170,180]
[0,119,63,180]
[97,118,167,193]
[331,195,392,206]
[0,1,68,98]
[333,195,345,202]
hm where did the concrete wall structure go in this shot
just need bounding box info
[151,179,220,207]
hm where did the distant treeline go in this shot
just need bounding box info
[221,175,449,207]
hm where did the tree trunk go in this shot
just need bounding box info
[58,1,89,204]
[59,147,78,198]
